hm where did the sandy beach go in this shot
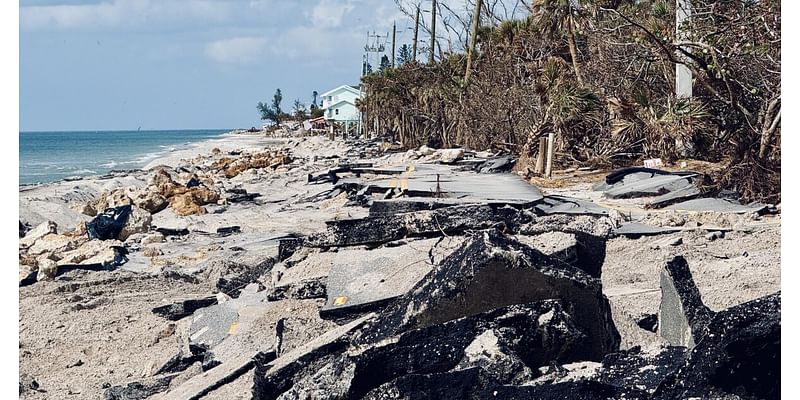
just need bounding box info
[19,132,780,399]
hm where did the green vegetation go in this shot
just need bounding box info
[397,44,413,65]
[257,88,285,126]
[360,0,780,202]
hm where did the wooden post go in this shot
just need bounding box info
[545,132,555,178]
[535,137,547,174]
[329,124,334,141]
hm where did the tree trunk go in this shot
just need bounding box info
[566,18,584,86]
[464,0,483,84]
[759,104,781,160]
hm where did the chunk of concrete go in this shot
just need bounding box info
[515,232,578,267]
[518,215,614,278]
[658,256,712,348]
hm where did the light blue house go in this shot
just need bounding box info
[321,85,362,124]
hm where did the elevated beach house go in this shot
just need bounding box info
[321,85,362,136]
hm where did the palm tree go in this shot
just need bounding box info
[531,0,587,86]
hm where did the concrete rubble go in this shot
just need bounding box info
[18,136,780,399]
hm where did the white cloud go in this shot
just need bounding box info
[309,0,355,29]
[20,0,231,31]
[205,36,269,65]
[205,25,364,66]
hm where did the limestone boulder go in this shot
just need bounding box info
[27,234,84,257]
[170,193,207,216]
[149,169,187,198]
[418,145,435,156]
[118,206,153,241]
[141,233,165,245]
[435,148,464,164]
[36,259,58,282]
[57,239,124,266]
[132,187,168,214]
[92,188,134,212]
[142,247,163,258]
[19,221,57,249]
[168,187,220,216]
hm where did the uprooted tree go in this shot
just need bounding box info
[360,0,780,202]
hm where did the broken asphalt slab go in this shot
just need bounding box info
[363,163,543,205]
[666,197,772,214]
[307,204,530,248]
[654,291,780,399]
[251,314,375,400]
[353,229,620,360]
[152,296,218,321]
[254,301,594,399]
[320,237,466,318]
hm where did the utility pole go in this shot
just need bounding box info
[464,0,483,84]
[412,5,420,62]
[429,0,437,63]
[364,31,387,74]
[391,21,397,67]
[675,0,693,156]
[675,0,692,98]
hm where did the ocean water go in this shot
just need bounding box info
[19,129,230,185]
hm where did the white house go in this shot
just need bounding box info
[320,85,362,124]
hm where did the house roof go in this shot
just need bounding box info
[320,84,362,97]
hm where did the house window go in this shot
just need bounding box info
[335,109,339,115]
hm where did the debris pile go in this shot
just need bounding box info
[18,136,780,399]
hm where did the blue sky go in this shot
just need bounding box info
[19,0,413,131]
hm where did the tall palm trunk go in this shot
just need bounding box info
[464,0,483,84]
[566,18,584,86]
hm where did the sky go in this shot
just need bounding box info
[19,0,413,131]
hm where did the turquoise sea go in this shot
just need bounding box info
[19,129,230,185]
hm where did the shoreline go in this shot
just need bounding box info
[19,130,275,190]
